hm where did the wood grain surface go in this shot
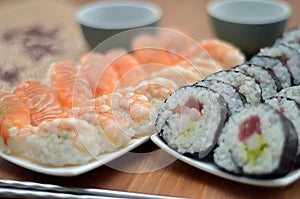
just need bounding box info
[0,0,299,198]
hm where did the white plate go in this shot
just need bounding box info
[0,136,149,176]
[151,134,300,187]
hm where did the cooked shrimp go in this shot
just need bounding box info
[71,105,98,125]
[96,104,132,147]
[94,92,124,108]
[25,118,117,166]
[0,92,31,143]
[199,39,245,69]
[179,39,245,69]
[79,53,120,96]
[134,77,178,102]
[175,58,222,83]
[71,92,124,124]
[148,66,200,87]
[14,80,65,125]
[122,93,152,120]
[121,92,156,136]
[180,56,222,70]
[50,61,93,108]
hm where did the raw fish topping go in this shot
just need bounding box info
[239,116,261,142]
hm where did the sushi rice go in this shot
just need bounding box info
[25,118,117,166]
[258,43,300,85]
[205,70,262,104]
[276,85,300,104]
[265,96,300,165]
[156,85,229,157]
[233,63,279,100]
[248,55,292,89]
[194,79,246,113]
[213,104,298,177]
[276,27,300,54]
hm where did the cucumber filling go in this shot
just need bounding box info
[243,134,268,166]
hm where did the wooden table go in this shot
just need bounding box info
[0,0,299,198]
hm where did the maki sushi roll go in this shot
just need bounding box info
[213,104,298,177]
[276,85,300,104]
[280,27,300,42]
[248,55,292,89]
[205,70,262,104]
[276,27,300,54]
[194,79,246,113]
[155,85,229,158]
[265,96,300,166]
[258,43,300,85]
[234,63,280,100]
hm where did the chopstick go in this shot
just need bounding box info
[0,179,189,199]
[0,187,120,199]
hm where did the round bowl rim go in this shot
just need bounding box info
[206,0,291,25]
[76,0,162,29]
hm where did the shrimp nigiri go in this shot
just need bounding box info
[71,95,132,147]
[121,92,156,136]
[26,118,116,166]
[134,77,178,103]
[198,39,245,69]
[96,104,132,147]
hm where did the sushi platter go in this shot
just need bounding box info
[151,134,300,187]
[2,0,300,199]
[1,26,300,182]
[0,136,149,176]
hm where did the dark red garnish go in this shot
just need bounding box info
[185,97,203,112]
[238,116,261,141]
[173,97,203,115]
[275,55,289,66]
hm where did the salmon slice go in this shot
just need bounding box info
[157,28,195,64]
[50,61,93,107]
[14,80,64,125]
[105,48,140,77]
[131,34,173,65]
[80,53,119,97]
[105,48,147,86]
[0,92,31,142]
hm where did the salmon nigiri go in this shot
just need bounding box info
[80,53,119,97]
[105,48,147,86]
[0,92,31,142]
[14,80,65,125]
[131,34,173,66]
[50,61,93,107]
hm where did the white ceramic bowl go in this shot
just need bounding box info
[77,0,162,50]
[207,0,291,56]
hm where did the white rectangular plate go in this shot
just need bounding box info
[0,136,149,176]
[151,134,300,187]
